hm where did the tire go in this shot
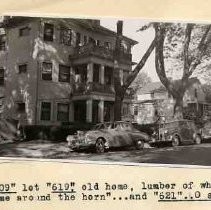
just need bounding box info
[136,140,145,150]
[195,135,202,145]
[172,135,180,147]
[95,138,105,153]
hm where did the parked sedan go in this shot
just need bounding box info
[150,119,202,147]
[200,121,211,140]
[66,121,150,153]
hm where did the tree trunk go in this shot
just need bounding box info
[173,96,184,119]
[114,94,123,121]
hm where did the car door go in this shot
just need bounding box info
[106,123,121,147]
[180,121,192,142]
[106,122,130,147]
[116,122,132,146]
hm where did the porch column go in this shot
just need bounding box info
[69,102,74,122]
[100,65,105,84]
[87,63,93,83]
[86,99,93,123]
[98,100,104,122]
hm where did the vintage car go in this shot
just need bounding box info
[150,119,202,147]
[200,121,211,140]
[66,121,150,153]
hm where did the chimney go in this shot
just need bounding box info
[117,20,123,35]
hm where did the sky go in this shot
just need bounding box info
[100,18,159,82]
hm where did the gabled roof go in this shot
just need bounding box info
[137,77,200,95]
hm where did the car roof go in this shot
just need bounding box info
[95,121,131,125]
[163,119,193,123]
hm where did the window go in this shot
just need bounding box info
[0,35,6,51]
[93,64,100,83]
[59,65,70,82]
[76,32,81,46]
[44,23,54,41]
[17,102,25,113]
[60,27,72,45]
[96,40,100,46]
[0,98,4,113]
[104,66,112,85]
[41,102,51,121]
[42,62,52,81]
[18,64,27,74]
[84,35,88,45]
[57,103,69,121]
[19,27,30,36]
[104,41,111,49]
[134,106,138,116]
[0,68,4,85]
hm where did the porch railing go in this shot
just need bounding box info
[70,43,132,63]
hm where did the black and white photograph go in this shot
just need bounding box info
[1,15,211,165]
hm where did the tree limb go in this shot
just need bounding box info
[182,24,194,79]
[122,38,156,91]
[154,23,174,93]
[188,24,211,76]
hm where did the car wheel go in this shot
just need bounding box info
[136,140,145,150]
[195,135,202,145]
[172,135,180,147]
[95,138,105,153]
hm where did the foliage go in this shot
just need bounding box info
[130,71,152,94]
[153,22,211,117]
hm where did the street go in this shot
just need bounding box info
[1,140,211,166]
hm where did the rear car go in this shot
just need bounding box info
[66,121,150,153]
[150,119,202,147]
[200,121,211,141]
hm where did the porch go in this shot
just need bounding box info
[73,99,114,123]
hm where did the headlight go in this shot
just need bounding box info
[164,130,168,134]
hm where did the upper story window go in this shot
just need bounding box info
[76,32,81,46]
[96,40,100,46]
[0,35,6,51]
[44,23,54,42]
[83,35,88,45]
[104,41,111,49]
[0,68,4,85]
[60,27,72,45]
[42,62,52,81]
[93,64,100,83]
[59,65,70,83]
[19,27,30,36]
[18,64,27,74]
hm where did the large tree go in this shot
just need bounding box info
[154,22,211,118]
[113,21,155,120]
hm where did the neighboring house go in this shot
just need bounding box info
[132,78,211,124]
[0,16,137,126]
